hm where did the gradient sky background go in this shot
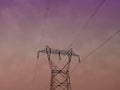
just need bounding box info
[0,0,120,90]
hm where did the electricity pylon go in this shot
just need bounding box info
[37,45,80,90]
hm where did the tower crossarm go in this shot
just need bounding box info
[37,45,80,62]
[71,51,80,62]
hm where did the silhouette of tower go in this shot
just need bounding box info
[37,45,80,90]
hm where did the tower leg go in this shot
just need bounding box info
[50,63,72,90]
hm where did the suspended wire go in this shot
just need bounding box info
[32,0,51,90]
[91,0,106,17]
[68,0,106,49]
[33,0,107,89]
[40,0,52,90]
[40,0,50,46]
[71,29,120,74]
[32,55,40,90]
[67,0,107,74]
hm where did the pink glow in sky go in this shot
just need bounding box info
[0,0,120,90]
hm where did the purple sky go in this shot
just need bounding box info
[0,0,120,90]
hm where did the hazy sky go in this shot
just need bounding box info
[0,0,120,90]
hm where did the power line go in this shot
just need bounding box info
[91,0,106,17]
[32,55,39,90]
[32,0,51,90]
[68,0,106,49]
[33,0,107,89]
[67,0,107,74]
[40,0,51,46]
[71,29,120,74]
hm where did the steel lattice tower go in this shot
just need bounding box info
[37,45,80,90]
